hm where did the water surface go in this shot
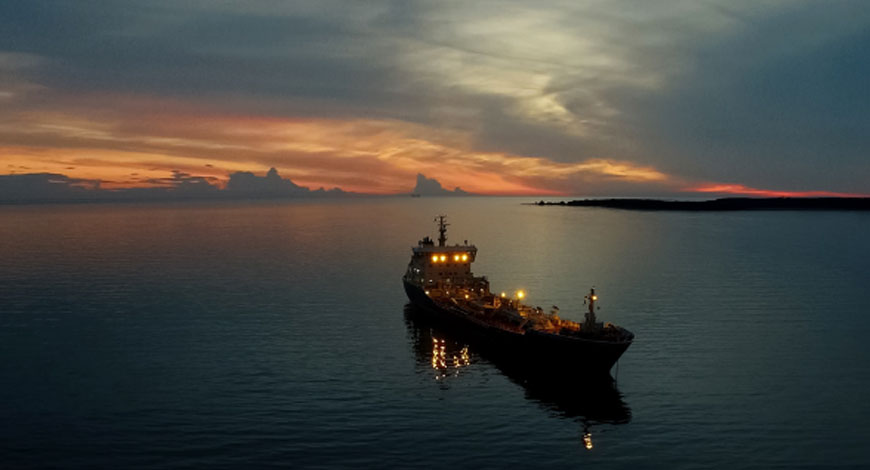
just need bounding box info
[1,198,868,468]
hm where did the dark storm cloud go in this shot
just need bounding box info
[616,1,870,192]
[0,1,416,119]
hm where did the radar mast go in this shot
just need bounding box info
[435,215,449,247]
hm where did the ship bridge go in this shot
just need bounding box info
[404,216,488,293]
[412,242,478,258]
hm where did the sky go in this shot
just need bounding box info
[1,0,868,197]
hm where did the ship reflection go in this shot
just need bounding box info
[404,304,631,447]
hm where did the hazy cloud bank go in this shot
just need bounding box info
[0,169,485,204]
[0,168,348,204]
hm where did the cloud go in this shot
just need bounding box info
[0,167,348,204]
[143,170,221,193]
[0,101,680,195]
[226,167,313,196]
[0,172,96,202]
[412,174,470,196]
[607,2,870,192]
[0,1,867,196]
[685,182,869,198]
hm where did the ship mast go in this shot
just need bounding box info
[584,287,598,330]
[435,215,449,247]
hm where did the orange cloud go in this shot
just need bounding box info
[0,92,679,195]
[687,183,870,198]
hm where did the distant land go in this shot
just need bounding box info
[0,169,473,204]
[535,198,870,211]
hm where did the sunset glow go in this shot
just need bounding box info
[1,2,866,198]
[687,183,870,199]
[0,97,680,195]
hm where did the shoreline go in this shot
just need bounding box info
[533,197,870,211]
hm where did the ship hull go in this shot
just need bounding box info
[402,280,631,376]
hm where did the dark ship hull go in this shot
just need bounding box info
[404,305,632,424]
[403,280,631,376]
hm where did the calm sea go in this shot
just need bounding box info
[1,198,869,469]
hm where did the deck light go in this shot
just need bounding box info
[461,254,468,261]
[517,290,525,300]
[440,255,446,262]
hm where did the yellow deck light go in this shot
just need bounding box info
[461,254,468,261]
[431,255,439,263]
[440,255,446,262]
[517,290,525,300]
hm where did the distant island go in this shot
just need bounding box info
[535,197,870,211]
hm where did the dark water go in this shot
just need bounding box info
[1,198,869,468]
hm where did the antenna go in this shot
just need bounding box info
[584,287,598,330]
[435,215,449,247]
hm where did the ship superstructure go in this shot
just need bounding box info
[404,215,490,297]
[402,215,634,375]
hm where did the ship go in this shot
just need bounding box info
[402,215,634,375]
[403,305,632,426]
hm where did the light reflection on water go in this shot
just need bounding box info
[430,336,471,380]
